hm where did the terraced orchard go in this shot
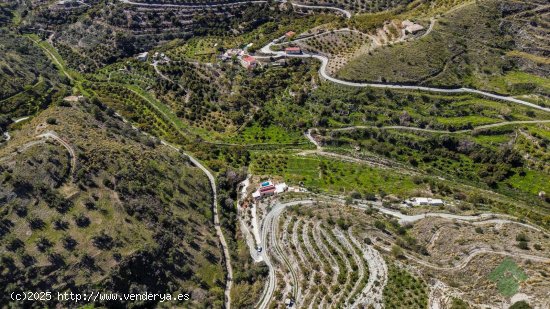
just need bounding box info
[256,197,401,309]
[295,30,371,75]
[273,215,370,308]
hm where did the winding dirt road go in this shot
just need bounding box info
[313,120,550,135]
[161,141,234,309]
[37,131,77,178]
[257,200,313,309]
[186,153,234,309]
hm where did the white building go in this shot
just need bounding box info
[275,183,288,194]
[221,48,244,61]
[136,52,148,62]
[409,197,444,206]
[252,181,287,200]
[402,20,425,35]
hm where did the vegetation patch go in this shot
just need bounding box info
[488,258,528,297]
[383,262,428,308]
[338,0,550,100]
[250,153,421,196]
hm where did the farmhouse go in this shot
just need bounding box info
[285,31,296,39]
[240,55,257,69]
[402,20,425,34]
[253,181,288,199]
[221,48,244,61]
[285,47,302,55]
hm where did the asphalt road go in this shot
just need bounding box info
[259,41,550,113]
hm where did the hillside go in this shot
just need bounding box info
[0,100,226,307]
[0,31,63,103]
[337,0,550,98]
[2,0,550,307]
[21,0,305,71]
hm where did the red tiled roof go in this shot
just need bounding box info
[242,55,256,63]
[285,47,301,51]
[260,188,276,195]
[260,185,276,192]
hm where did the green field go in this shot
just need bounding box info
[250,153,421,196]
[489,258,528,297]
[435,116,500,127]
[507,170,550,196]
[228,124,308,144]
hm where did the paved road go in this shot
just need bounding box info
[259,42,550,113]
[13,116,31,123]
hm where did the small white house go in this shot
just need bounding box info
[221,48,244,61]
[409,197,444,206]
[136,52,148,62]
[275,183,288,194]
[402,20,425,35]
[252,181,287,200]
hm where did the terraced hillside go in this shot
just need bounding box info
[338,0,550,100]
[22,0,297,71]
[123,0,412,13]
[274,215,370,307]
[0,101,226,307]
[293,30,371,74]
[292,0,412,13]
[2,0,550,307]
[252,196,550,308]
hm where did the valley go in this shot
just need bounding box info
[0,0,549,308]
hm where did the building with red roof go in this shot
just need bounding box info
[285,47,302,55]
[240,55,257,69]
